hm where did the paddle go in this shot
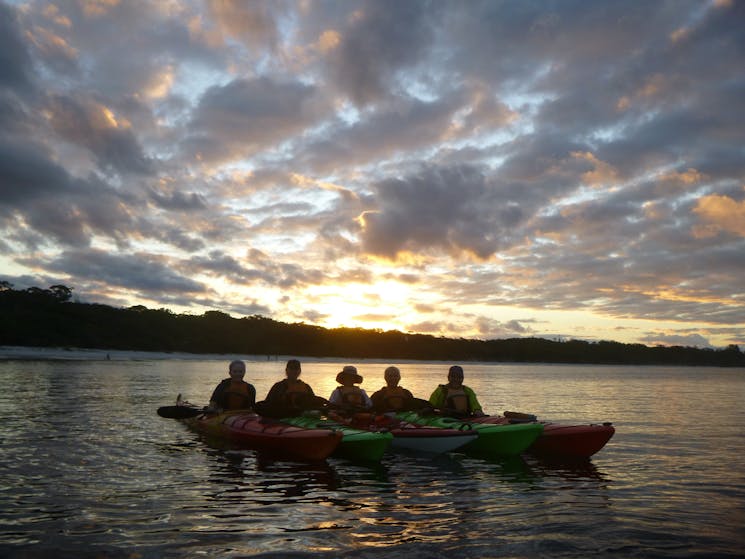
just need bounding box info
[157,405,205,419]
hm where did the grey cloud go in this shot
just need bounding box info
[297,89,510,175]
[361,164,523,259]
[24,1,224,99]
[185,249,327,290]
[47,95,154,175]
[149,189,208,211]
[406,320,446,335]
[475,316,533,339]
[0,138,142,248]
[302,310,328,324]
[222,300,272,317]
[639,332,712,348]
[0,137,73,206]
[0,2,34,92]
[328,0,439,106]
[185,76,323,162]
[38,249,206,295]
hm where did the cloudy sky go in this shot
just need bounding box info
[2,0,744,348]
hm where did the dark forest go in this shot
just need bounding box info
[1,283,743,367]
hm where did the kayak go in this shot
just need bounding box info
[281,415,393,462]
[394,411,544,457]
[531,423,615,458]
[178,409,343,461]
[471,415,615,458]
[387,423,478,453]
[338,413,479,454]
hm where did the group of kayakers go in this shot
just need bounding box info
[208,359,486,419]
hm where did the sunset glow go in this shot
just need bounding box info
[1,0,743,348]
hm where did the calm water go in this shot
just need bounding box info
[1,355,743,558]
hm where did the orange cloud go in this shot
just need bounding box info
[571,151,619,187]
[693,193,745,237]
[317,30,341,53]
[81,0,120,18]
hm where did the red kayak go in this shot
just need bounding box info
[529,422,615,458]
[183,410,343,461]
[470,414,615,459]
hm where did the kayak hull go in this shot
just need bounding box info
[343,414,479,454]
[471,416,615,458]
[529,423,615,458]
[281,416,393,462]
[386,425,478,453]
[183,411,342,461]
[394,412,543,457]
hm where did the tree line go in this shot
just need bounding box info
[1,282,743,367]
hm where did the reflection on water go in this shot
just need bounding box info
[1,359,743,558]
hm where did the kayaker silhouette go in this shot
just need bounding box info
[429,365,486,418]
[255,359,326,417]
[208,359,256,412]
[329,365,372,411]
[370,366,420,412]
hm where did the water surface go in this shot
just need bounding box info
[1,356,743,558]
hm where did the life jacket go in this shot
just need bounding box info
[283,380,313,407]
[377,386,410,411]
[441,385,470,414]
[224,380,253,410]
[338,385,365,407]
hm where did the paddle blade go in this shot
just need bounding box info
[157,405,203,419]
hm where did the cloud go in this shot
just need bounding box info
[206,0,280,51]
[639,332,712,348]
[1,0,743,347]
[34,248,207,295]
[184,76,325,162]
[47,94,154,175]
[693,193,745,237]
[360,164,524,260]
[0,3,34,92]
[325,0,439,106]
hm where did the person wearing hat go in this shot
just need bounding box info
[329,365,372,410]
[428,365,485,418]
[370,366,417,412]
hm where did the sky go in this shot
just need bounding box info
[1,0,744,349]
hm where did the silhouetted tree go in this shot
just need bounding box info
[1,283,743,367]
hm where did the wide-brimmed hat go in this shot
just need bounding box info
[336,365,363,384]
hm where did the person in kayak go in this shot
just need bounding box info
[371,366,418,412]
[329,365,372,410]
[429,365,485,418]
[209,360,256,412]
[255,359,325,417]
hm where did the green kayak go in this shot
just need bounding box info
[394,411,543,457]
[282,415,393,462]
